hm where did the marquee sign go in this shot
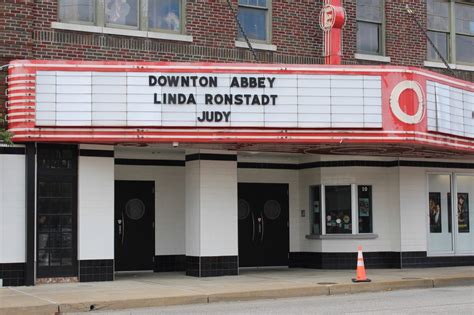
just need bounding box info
[32,71,382,128]
[5,60,474,154]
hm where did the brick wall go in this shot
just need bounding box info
[343,0,426,66]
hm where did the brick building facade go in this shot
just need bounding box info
[0,1,473,287]
[1,1,472,110]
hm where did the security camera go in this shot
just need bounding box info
[172,142,179,148]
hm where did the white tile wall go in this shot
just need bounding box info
[0,153,26,263]
[78,154,114,260]
[35,71,383,128]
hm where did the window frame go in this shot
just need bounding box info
[57,0,186,35]
[427,0,474,66]
[237,0,272,44]
[356,0,386,56]
[309,184,375,236]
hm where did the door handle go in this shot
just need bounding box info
[251,212,255,241]
[121,212,125,245]
[117,219,122,235]
[260,212,265,241]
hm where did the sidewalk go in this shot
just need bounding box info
[1,266,473,315]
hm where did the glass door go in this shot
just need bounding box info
[427,174,454,254]
[454,175,474,255]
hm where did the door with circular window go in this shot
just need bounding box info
[115,181,155,271]
[238,183,289,267]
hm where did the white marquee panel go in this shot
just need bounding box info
[35,71,383,128]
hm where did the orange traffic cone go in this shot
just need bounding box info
[352,246,371,282]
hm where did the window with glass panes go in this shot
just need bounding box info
[427,0,474,65]
[58,0,183,33]
[237,0,270,42]
[37,144,78,278]
[309,184,374,235]
[356,0,384,55]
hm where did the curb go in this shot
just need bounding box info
[1,276,473,314]
[433,276,474,288]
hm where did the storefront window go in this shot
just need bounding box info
[310,186,321,235]
[37,144,78,278]
[325,185,352,234]
[358,185,373,233]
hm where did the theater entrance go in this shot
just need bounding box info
[238,183,289,267]
[115,181,155,271]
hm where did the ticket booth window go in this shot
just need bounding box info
[309,184,374,235]
[325,185,352,234]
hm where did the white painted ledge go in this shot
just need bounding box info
[355,53,391,63]
[235,40,277,52]
[51,22,193,42]
[306,233,378,240]
[424,61,474,72]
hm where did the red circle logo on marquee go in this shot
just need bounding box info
[389,80,425,125]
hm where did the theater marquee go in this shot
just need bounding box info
[5,60,474,154]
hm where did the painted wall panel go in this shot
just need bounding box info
[199,160,238,256]
[78,155,114,260]
[0,152,26,263]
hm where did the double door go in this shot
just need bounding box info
[238,183,289,267]
[427,174,474,255]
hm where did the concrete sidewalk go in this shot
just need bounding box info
[1,266,473,315]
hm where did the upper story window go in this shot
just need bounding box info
[356,0,385,55]
[237,0,271,43]
[427,0,474,65]
[58,0,183,33]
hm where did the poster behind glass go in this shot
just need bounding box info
[447,192,470,233]
[429,192,442,233]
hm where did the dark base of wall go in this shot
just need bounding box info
[186,256,238,277]
[154,255,186,272]
[79,259,114,282]
[401,252,474,268]
[0,263,26,286]
[290,252,474,269]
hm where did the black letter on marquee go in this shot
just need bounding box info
[230,77,239,88]
[149,76,157,86]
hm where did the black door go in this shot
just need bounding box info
[115,181,155,271]
[238,183,289,267]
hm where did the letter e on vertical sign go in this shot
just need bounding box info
[320,5,335,31]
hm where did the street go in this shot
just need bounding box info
[72,285,474,314]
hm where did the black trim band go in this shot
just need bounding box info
[25,143,35,286]
[238,160,474,170]
[289,251,474,269]
[79,149,114,158]
[238,162,298,170]
[115,158,185,166]
[186,153,237,162]
[0,147,25,155]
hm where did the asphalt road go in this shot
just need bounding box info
[77,286,474,315]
